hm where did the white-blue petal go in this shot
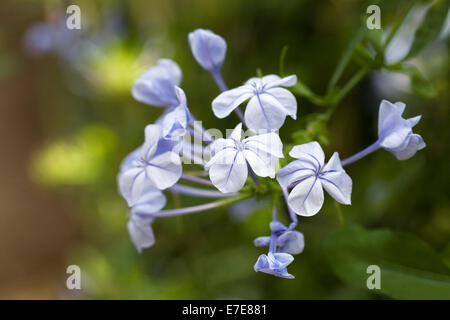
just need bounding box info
[276,159,317,188]
[289,141,325,167]
[212,86,253,118]
[288,176,324,216]
[119,167,146,206]
[208,150,248,193]
[127,215,155,253]
[266,87,297,119]
[277,231,305,255]
[145,151,182,190]
[320,152,352,205]
[244,94,287,132]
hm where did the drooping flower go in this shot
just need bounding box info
[212,74,298,132]
[132,59,182,107]
[157,86,191,140]
[127,183,166,252]
[118,124,182,206]
[377,100,426,160]
[206,123,283,193]
[188,29,227,72]
[277,141,352,216]
[254,221,305,255]
[254,252,295,279]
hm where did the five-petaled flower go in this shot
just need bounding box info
[377,100,426,160]
[132,59,182,107]
[212,74,298,132]
[277,141,352,216]
[118,124,182,206]
[206,123,283,193]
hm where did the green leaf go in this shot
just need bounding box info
[405,0,450,60]
[323,225,450,299]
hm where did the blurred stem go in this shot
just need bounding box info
[170,184,237,198]
[334,201,345,226]
[147,193,252,218]
[341,140,380,166]
[282,187,298,231]
[332,68,369,106]
[181,174,213,186]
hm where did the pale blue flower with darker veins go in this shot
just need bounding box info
[277,141,352,216]
[127,183,166,252]
[254,252,295,279]
[157,86,191,140]
[212,74,298,132]
[206,123,284,193]
[254,221,305,255]
[188,29,227,72]
[377,100,426,160]
[118,124,182,206]
[132,59,182,107]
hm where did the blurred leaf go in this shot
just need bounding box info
[403,64,437,98]
[323,224,450,299]
[404,0,450,60]
[291,113,329,146]
[290,81,325,106]
[327,26,367,93]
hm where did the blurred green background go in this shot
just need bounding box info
[0,0,448,299]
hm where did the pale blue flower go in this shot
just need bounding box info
[277,141,352,216]
[377,100,426,160]
[254,252,295,279]
[157,86,191,140]
[206,123,283,193]
[212,74,297,132]
[118,124,182,206]
[188,29,226,72]
[132,59,182,107]
[127,184,166,252]
[254,222,305,255]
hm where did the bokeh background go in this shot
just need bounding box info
[0,0,448,299]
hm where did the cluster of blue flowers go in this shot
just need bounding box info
[117,28,426,278]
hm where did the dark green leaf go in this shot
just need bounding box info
[323,224,450,299]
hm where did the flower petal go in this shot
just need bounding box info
[212,86,253,118]
[146,152,182,190]
[127,215,155,253]
[131,184,166,215]
[266,87,297,119]
[254,236,271,247]
[264,74,297,89]
[288,176,324,216]
[141,124,161,160]
[320,152,352,205]
[277,231,305,255]
[229,122,243,141]
[242,149,276,178]
[118,167,146,206]
[276,159,317,188]
[208,150,248,193]
[244,94,287,132]
[289,141,325,167]
[391,133,426,160]
[243,132,284,158]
